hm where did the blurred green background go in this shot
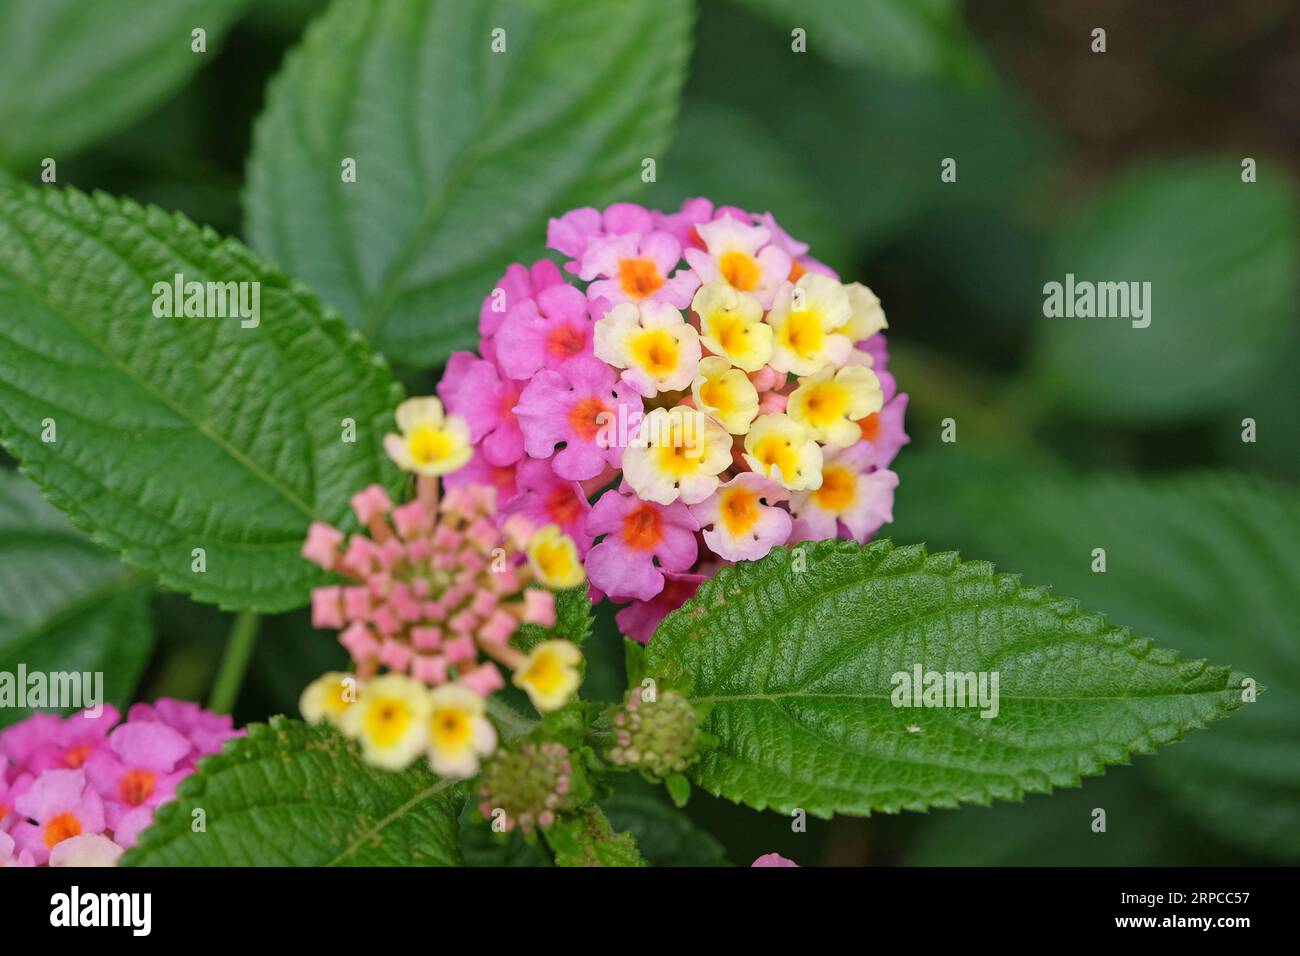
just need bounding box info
[1,0,1297,866]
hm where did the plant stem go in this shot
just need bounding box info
[208,611,261,714]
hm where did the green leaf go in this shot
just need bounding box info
[1033,160,1300,422]
[245,0,693,366]
[0,0,249,170]
[457,797,553,867]
[602,776,728,866]
[544,804,646,867]
[0,185,403,612]
[0,470,153,727]
[123,716,464,866]
[892,451,1300,861]
[646,539,1250,819]
[514,586,593,651]
[733,0,986,81]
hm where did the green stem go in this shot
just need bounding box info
[208,611,261,714]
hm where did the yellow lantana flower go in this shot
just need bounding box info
[623,405,734,505]
[339,673,431,771]
[787,366,883,447]
[765,274,853,376]
[527,525,586,589]
[593,300,701,396]
[691,356,759,435]
[426,684,498,779]
[692,282,772,372]
[513,640,583,713]
[834,282,888,341]
[742,413,823,491]
[383,397,472,476]
[299,671,362,727]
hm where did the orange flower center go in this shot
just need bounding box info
[621,504,664,551]
[546,323,587,360]
[719,251,760,291]
[814,466,856,512]
[545,485,583,527]
[119,768,158,807]
[788,259,807,282]
[64,743,92,768]
[857,412,881,442]
[618,258,665,299]
[43,812,82,849]
[567,396,611,443]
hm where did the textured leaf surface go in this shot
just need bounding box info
[0,185,403,611]
[514,586,593,652]
[123,717,463,866]
[647,539,1249,818]
[601,777,729,866]
[246,0,692,366]
[892,451,1300,860]
[545,805,646,867]
[1033,160,1299,422]
[0,471,153,728]
[0,0,248,169]
[735,0,983,79]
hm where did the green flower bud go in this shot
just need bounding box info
[607,688,702,778]
[476,740,575,834]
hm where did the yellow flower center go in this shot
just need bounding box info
[407,425,454,466]
[814,465,856,512]
[711,313,751,354]
[431,708,472,752]
[719,487,760,535]
[699,377,736,414]
[719,251,760,291]
[534,540,575,581]
[521,650,566,697]
[619,257,665,299]
[630,329,680,376]
[803,382,848,427]
[365,698,413,749]
[754,436,799,481]
[782,310,825,358]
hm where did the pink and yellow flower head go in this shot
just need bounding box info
[0,701,235,862]
[300,199,906,761]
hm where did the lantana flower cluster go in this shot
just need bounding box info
[300,401,588,779]
[0,700,240,867]
[439,197,908,640]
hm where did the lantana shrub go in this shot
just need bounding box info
[296,198,908,786]
[0,184,1250,869]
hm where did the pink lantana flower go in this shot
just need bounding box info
[547,202,654,268]
[578,231,700,309]
[85,721,194,847]
[501,458,594,556]
[11,769,106,865]
[752,852,799,867]
[443,445,520,501]
[692,472,792,562]
[615,570,707,644]
[585,487,699,602]
[790,444,899,543]
[437,352,525,466]
[514,357,643,480]
[126,699,241,766]
[0,705,119,776]
[684,214,792,308]
[0,829,35,867]
[48,833,124,867]
[493,283,604,381]
[479,259,564,340]
[855,370,910,469]
[0,759,29,833]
